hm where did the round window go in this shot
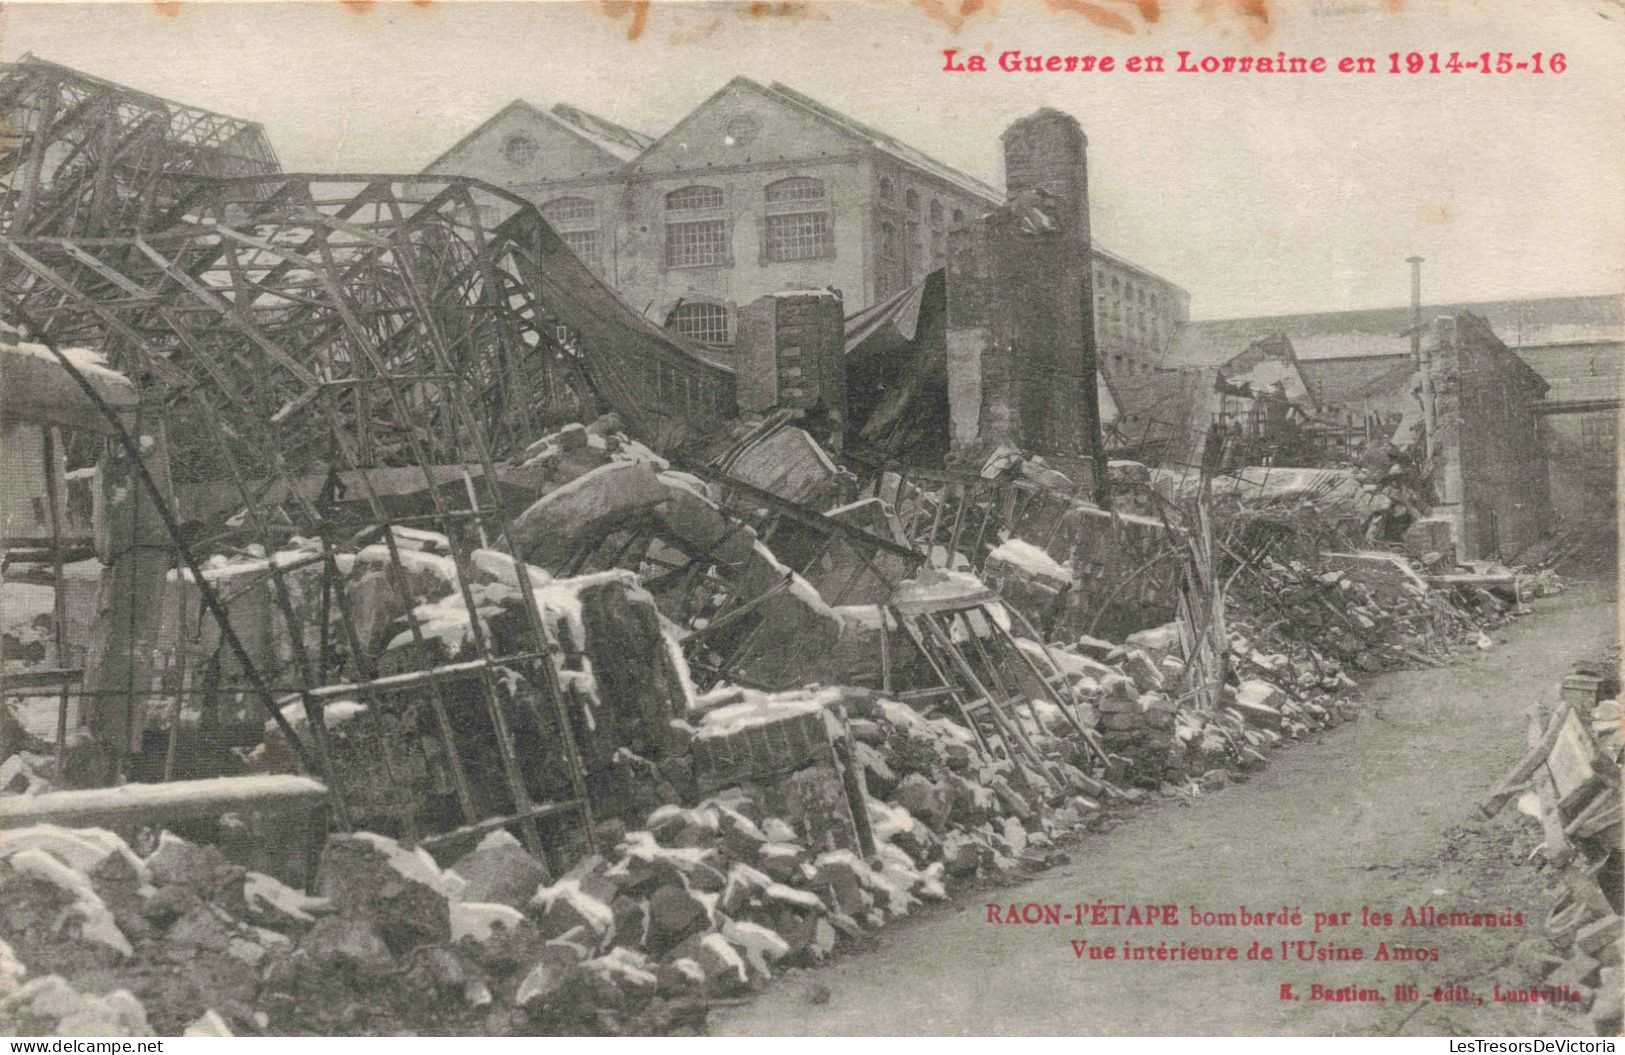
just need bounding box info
[503,134,539,167]
[723,114,761,147]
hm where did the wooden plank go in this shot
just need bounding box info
[1567,791,1622,840]
[0,774,328,830]
[1548,710,1601,801]
[1482,702,1573,818]
[418,799,585,855]
[0,668,84,692]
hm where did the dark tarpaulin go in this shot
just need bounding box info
[844,269,950,464]
[492,206,738,451]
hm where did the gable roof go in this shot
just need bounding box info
[548,102,653,162]
[421,98,652,173]
[760,80,1002,205]
[627,75,1002,206]
[1170,293,1624,370]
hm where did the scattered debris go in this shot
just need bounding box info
[1483,661,1624,1035]
[0,77,1581,1036]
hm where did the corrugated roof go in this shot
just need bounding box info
[1542,375,1621,404]
[1170,293,1623,369]
[1104,365,1202,439]
[844,274,929,358]
[1299,356,1412,406]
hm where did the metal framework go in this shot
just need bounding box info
[0,174,745,863]
[675,462,924,691]
[883,586,1121,800]
[0,55,281,240]
[864,463,1087,577]
[1,175,737,465]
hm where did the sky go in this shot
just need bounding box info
[2,0,1622,320]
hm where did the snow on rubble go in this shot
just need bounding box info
[988,537,1071,583]
[0,395,1557,1036]
[8,849,131,957]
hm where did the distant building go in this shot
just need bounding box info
[425,77,1187,362]
[1168,293,1623,534]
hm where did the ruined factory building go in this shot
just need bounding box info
[0,42,1618,1043]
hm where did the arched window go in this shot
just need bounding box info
[540,197,600,264]
[953,208,964,224]
[878,220,909,298]
[929,200,944,225]
[765,177,825,205]
[905,188,920,211]
[664,185,728,268]
[879,176,895,201]
[541,197,594,227]
[666,185,724,212]
[763,177,832,262]
[669,302,732,346]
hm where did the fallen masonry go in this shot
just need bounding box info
[1482,658,1623,1035]
[0,101,1584,1037]
[0,406,1573,1035]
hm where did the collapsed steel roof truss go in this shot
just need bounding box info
[0,176,629,859]
[0,56,281,240]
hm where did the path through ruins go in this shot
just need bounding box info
[714,580,1618,1036]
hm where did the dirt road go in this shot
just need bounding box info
[714,581,1617,1036]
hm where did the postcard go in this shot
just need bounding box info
[0,0,1620,1040]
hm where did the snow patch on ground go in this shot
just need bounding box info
[350,832,463,898]
[989,538,1071,583]
[9,849,131,956]
[243,870,327,923]
[529,878,614,934]
[0,825,144,878]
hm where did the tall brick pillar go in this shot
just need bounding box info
[1422,314,1464,557]
[735,290,847,443]
[945,108,1109,503]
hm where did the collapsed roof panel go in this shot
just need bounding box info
[0,174,738,474]
[0,171,747,857]
[0,55,281,240]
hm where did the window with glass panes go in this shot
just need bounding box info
[764,177,832,262]
[666,221,728,267]
[670,302,732,345]
[664,186,728,268]
[765,212,831,261]
[541,197,601,265]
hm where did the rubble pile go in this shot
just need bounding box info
[0,687,1095,1037]
[0,607,1377,1036]
[0,415,1590,1037]
[1079,627,1361,790]
[1222,550,1494,676]
[1483,656,1623,1035]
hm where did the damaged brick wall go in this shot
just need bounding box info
[735,290,846,430]
[945,109,1106,491]
[1426,312,1555,560]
